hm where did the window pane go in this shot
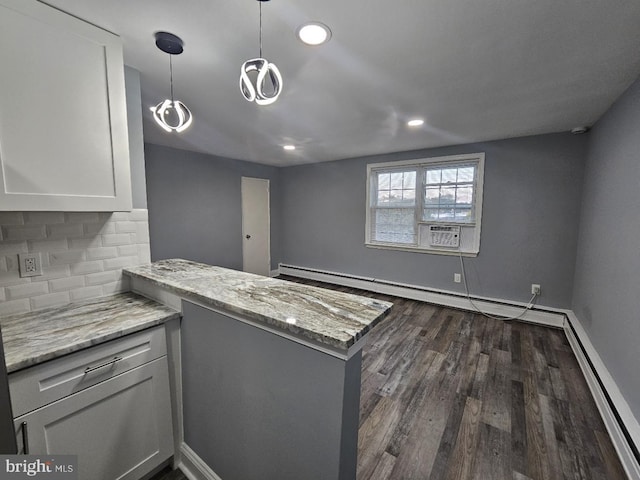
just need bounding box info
[442,168,457,183]
[456,186,473,205]
[440,187,456,205]
[390,172,403,189]
[378,173,390,190]
[438,208,455,220]
[402,189,416,203]
[388,189,405,204]
[455,208,473,222]
[403,171,416,189]
[373,208,416,244]
[424,187,440,205]
[426,169,441,184]
[423,208,439,221]
[377,190,389,205]
[458,167,475,183]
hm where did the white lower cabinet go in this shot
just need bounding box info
[10,328,174,480]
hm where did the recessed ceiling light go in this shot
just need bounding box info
[296,22,332,46]
[407,119,425,127]
[283,145,296,151]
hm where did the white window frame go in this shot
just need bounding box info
[365,153,484,256]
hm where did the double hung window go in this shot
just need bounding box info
[366,153,484,255]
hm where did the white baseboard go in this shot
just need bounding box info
[278,263,565,328]
[564,312,640,480]
[178,443,222,480]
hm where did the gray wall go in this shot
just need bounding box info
[124,66,148,209]
[144,143,281,270]
[280,133,587,308]
[572,76,640,418]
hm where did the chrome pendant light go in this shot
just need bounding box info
[240,0,282,106]
[150,32,193,133]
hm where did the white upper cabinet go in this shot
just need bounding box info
[0,0,132,211]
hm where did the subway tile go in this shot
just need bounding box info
[85,270,118,286]
[102,233,132,247]
[129,209,148,221]
[0,242,28,255]
[3,255,18,272]
[68,237,102,250]
[47,223,84,238]
[6,282,49,300]
[70,286,104,302]
[0,213,24,225]
[0,299,31,316]
[49,276,85,292]
[64,212,100,224]
[0,271,30,288]
[23,212,65,224]
[86,246,118,260]
[28,238,69,253]
[137,245,151,264]
[117,244,138,257]
[102,278,129,296]
[70,261,104,275]
[2,225,46,241]
[0,287,5,302]
[103,256,138,270]
[31,292,71,311]
[84,222,115,236]
[30,265,71,282]
[115,221,137,234]
[49,250,85,266]
[135,222,150,244]
[109,212,132,221]
[0,257,7,272]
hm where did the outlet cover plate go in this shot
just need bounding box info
[19,252,43,278]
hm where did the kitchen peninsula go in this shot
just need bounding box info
[124,259,393,480]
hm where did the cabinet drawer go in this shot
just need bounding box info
[9,326,166,417]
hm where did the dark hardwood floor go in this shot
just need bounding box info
[152,276,627,480]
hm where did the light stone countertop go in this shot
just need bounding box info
[1,292,180,373]
[124,259,393,351]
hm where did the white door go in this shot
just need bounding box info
[241,177,271,276]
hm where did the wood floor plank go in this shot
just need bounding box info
[277,276,627,480]
[443,396,482,480]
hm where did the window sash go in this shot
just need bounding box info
[368,159,479,246]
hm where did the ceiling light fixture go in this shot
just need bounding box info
[240,0,283,106]
[283,145,296,151]
[150,32,193,133]
[296,22,332,46]
[407,119,425,127]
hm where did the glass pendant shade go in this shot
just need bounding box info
[240,58,283,106]
[152,32,193,133]
[150,99,193,133]
[240,0,282,106]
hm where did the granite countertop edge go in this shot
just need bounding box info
[1,292,181,374]
[123,261,393,352]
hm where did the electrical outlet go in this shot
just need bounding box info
[454,273,461,283]
[531,284,541,295]
[19,252,43,278]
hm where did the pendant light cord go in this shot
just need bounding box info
[169,55,175,102]
[259,1,263,58]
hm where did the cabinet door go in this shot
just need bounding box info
[14,358,173,480]
[0,0,132,211]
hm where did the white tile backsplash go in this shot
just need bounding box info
[0,209,151,316]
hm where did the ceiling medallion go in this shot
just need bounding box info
[240,0,282,106]
[150,32,193,133]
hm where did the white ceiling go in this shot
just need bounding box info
[43,0,640,166]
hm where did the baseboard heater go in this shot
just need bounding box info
[278,263,564,326]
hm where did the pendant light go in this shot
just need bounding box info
[150,32,193,133]
[239,0,283,106]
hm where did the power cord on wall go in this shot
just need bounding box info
[457,247,538,321]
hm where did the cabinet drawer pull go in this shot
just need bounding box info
[84,356,123,375]
[22,422,29,455]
